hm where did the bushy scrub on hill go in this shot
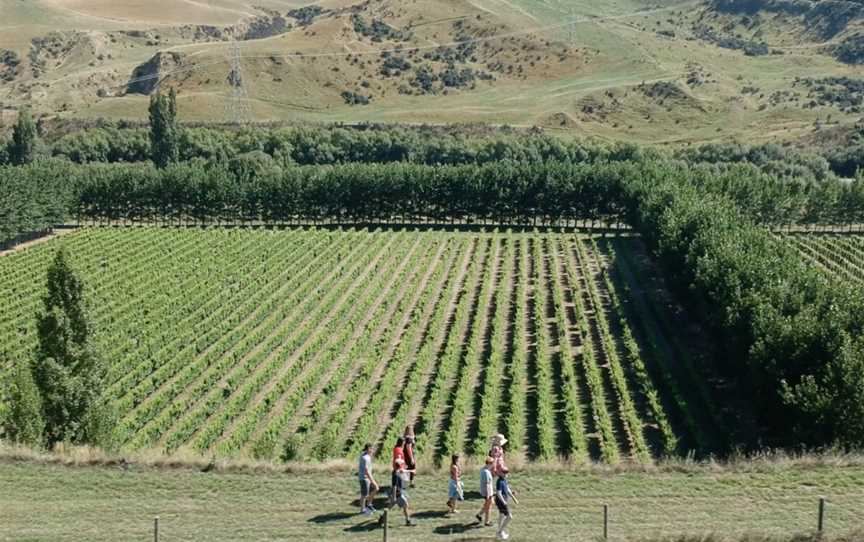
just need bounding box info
[835,33,864,64]
[286,6,326,27]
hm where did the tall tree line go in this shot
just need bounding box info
[621,159,864,447]
[2,159,861,237]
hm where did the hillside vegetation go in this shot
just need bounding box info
[1,0,863,144]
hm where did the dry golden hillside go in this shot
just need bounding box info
[1,0,862,144]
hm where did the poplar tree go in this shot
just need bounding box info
[32,247,112,447]
[10,108,38,165]
[149,87,179,168]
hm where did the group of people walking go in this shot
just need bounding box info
[357,429,518,540]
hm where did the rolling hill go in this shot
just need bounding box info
[0,0,863,145]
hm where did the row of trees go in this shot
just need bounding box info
[3,158,863,243]
[34,124,635,168]
[6,109,855,180]
[0,160,74,249]
[71,160,629,226]
[620,160,864,447]
[686,162,864,228]
[3,93,637,168]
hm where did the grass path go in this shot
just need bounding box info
[2,459,864,541]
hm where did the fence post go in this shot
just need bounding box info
[603,504,609,540]
[818,497,826,533]
[154,516,159,542]
[383,509,389,542]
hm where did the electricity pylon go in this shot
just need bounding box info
[225,39,252,124]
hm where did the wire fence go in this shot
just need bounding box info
[140,495,864,542]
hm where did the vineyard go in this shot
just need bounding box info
[785,234,864,286]
[0,227,740,463]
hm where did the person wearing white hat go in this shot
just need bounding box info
[489,434,508,478]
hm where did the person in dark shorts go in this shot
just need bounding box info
[389,437,405,508]
[394,458,417,526]
[494,469,518,540]
[358,443,379,516]
[379,458,416,527]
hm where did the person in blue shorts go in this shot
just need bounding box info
[446,453,464,515]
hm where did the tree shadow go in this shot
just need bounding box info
[308,512,356,523]
[464,490,483,499]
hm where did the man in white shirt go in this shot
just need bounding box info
[358,443,379,515]
[475,456,494,526]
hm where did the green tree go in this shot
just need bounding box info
[10,109,39,165]
[5,359,45,446]
[32,247,112,447]
[148,87,180,168]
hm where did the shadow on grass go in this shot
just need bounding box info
[348,494,391,508]
[308,512,356,523]
[413,510,449,519]
[432,522,484,535]
[343,520,380,533]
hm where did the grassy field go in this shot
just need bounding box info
[2,455,864,541]
[0,227,750,463]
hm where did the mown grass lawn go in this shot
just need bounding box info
[2,459,864,541]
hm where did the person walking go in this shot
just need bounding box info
[494,469,518,540]
[489,433,508,477]
[475,456,495,527]
[446,453,464,515]
[393,458,417,527]
[389,437,405,508]
[403,425,417,488]
[358,443,379,516]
